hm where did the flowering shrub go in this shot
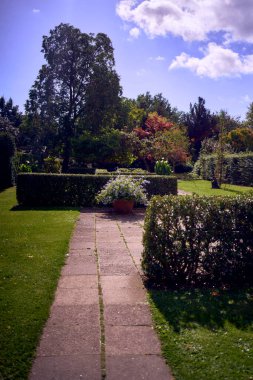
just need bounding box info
[96,175,148,205]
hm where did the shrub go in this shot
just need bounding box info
[154,160,172,175]
[197,153,253,186]
[96,176,148,205]
[17,173,177,206]
[142,194,253,288]
[44,156,61,173]
[18,163,32,173]
[0,132,16,189]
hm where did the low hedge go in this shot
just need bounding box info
[16,173,177,206]
[197,152,253,186]
[142,194,253,288]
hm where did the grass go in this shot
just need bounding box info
[178,179,253,196]
[0,187,78,380]
[149,289,253,380]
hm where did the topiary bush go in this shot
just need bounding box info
[142,194,253,289]
[0,132,16,189]
[16,173,177,206]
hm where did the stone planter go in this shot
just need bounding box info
[112,199,134,214]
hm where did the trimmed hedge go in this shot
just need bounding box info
[197,152,253,186]
[142,194,253,288]
[16,173,177,206]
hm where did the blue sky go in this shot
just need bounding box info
[1,0,253,120]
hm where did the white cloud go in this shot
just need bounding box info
[32,8,40,13]
[169,43,253,78]
[129,27,140,38]
[149,55,165,61]
[155,55,165,61]
[116,0,253,43]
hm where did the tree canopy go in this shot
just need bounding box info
[25,23,121,171]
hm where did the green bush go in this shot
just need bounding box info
[0,132,16,189]
[18,163,32,173]
[44,156,61,173]
[154,160,172,175]
[142,194,253,288]
[197,153,253,186]
[16,173,177,206]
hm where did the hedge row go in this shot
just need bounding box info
[197,152,253,186]
[16,173,177,206]
[142,195,253,288]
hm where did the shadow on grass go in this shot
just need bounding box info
[149,288,253,333]
[11,204,79,211]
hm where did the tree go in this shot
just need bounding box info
[245,102,253,128]
[0,97,22,129]
[226,127,253,152]
[0,132,16,189]
[183,97,216,161]
[25,23,121,171]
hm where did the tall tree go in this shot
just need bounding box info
[25,23,121,171]
[183,97,216,161]
[245,102,253,128]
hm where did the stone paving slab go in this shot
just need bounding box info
[30,355,101,380]
[54,287,99,306]
[106,355,173,380]
[105,325,161,355]
[103,288,147,305]
[58,274,98,289]
[47,305,100,327]
[104,304,152,326]
[100,274,143,289]
[37,324,100,356]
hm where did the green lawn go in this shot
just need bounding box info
[178,179,253,196]
[0,188,78,380]
[149,289,253,380]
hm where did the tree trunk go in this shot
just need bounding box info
[61,117,73,173]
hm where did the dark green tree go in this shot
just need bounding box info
[183,97,216,161]
[25,23,121,171]
[0,132,16,189]
[0,97,22,128]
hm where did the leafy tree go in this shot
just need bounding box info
[134,112,173,138]
[0,97,22,128]
[245,102,253,127]
[25,23,121,171]
[136,92,180,121]
[0,132,16,189]
[183,97,216,161]
[152,127,190,169]
[226,127,253,152]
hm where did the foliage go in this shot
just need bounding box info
[18,163,32,173]
[182,97,217,161]
[152,127,190,169]
[149,289,253,380]
[154,159,172,175]
[134,111,173,138]
[72,129,135,167]
[0,132,16,189]
[25,23,121,171]
[44,156,61,173]
[0,188,78,380]
[197,153,253,186]
[226,127,253,152]
[17,173,177,206]
[245,101,253,127]
[96,175,148,205]
[142,194,253,288]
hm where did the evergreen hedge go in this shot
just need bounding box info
[16,173,177,206]
[142,194,253,288]
[197,152,253,186]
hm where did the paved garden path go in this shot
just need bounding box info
[30,209,173,380]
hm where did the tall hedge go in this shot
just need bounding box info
[142,194,253,288]
[16,173,177,206]
[197,152,253,186]
[0,132,16,189]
